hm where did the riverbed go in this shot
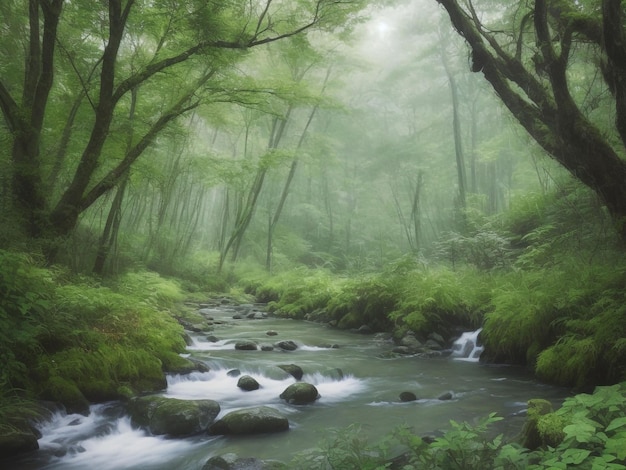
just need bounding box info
[11,304,568,469]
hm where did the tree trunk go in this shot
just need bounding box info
[440,34,468,231]
[218,109,292,272]
[410,171,424,252]
[93,171,129,275]
[265,94,322,271]
[436,0,626,242]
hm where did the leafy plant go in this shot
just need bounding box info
[291,424,391,470]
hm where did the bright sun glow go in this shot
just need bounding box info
[376,21,390,38]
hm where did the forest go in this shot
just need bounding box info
[1,0,626,468]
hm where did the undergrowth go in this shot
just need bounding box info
[0,249,188,415]
[291,382,626,469]
[237,258,487,337]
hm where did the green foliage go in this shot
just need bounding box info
[434,230,512,270]
[241,267,342,318]
[0,250,55,390]
[0,249,187,415]
[238,260,487,336]
[387,266,488,337]
[296,384,626,470]
[481,269,562,365]
[326,274,396,331]
[524,383,626,469]
[505,182,619,268]
[291,424,392,470]
[535,337,600,388]
[481,260,626,386]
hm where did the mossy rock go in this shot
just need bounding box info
[279,383,320,405]
[0,429,39,458]
[518,399,556,450]
[41,376,90,415]
[79,379,118,402]
[536,412,566,447]
[130,374,168,394]
[208,406,289,435]
[165,356,210,375]
[128,396,220,436]
[277,364,303,380]
[237,375,260,391]
[338,311,360,329]
[202,452,288,469]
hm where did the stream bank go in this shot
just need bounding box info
[6,301,568,469]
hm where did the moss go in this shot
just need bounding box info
[519,399,554,450]
[536,412,566,447]
[42,376,90,415]
[535,337,599,388]
[337,311,360,329]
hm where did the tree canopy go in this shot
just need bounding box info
[0,0,367,256]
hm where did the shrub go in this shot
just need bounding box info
[0,250,187,413]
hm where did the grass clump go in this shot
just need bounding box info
[481,261,626,387]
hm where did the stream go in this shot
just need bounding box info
[11,304,568,469]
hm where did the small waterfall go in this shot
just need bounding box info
[451,328,484,362]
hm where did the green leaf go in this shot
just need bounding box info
[604,432,626,460]
[560,448,591,465]
[605,417,626,433]
[563,422,598,443]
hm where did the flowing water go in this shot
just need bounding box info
[10,306,568,469]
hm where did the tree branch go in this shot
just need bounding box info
[602,0,626,145]
[0,79,20,133]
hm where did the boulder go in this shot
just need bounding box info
[237,375,260,391]
[323,368,344,381]
[356,324,373,334]
[275,340,298,351]
[266,330,278,336]
[167,357,210,375]
[235,340,258,351]
[400,333,422,350]
[399,391,417,402]
[392,346,412,355]
[182,333,194,346]
[279,383,320,405]
[260,344,274,351]
[202,452,287,470]
[428,332,446,345]
[424,339,443,351]
[0,430,39,458]
[518,399,564,450]
[438,391,454,401]
[42,376,91,415]
[277,364,303,380]
[227,369,241,377]
[128,396,220,436]
[208,406,289,435]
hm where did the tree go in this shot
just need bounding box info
[435,0,626,242]
[0,0,367,258]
